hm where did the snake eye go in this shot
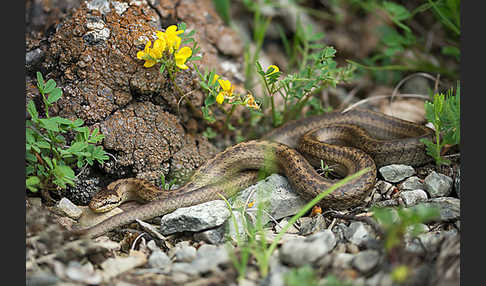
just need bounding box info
[89,195,122,213]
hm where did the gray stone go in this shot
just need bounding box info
[279,230,336,267]
[190,244,230,273]
[100,250,147,281]
[345,221,373,246]
[372,198,399,208]
[26,48,44,68]
[147,251,170,269]
[379,164,415,183]
[193,226,226,244]
[263,252,290,286]
[418,197,460,221]
[172,262,199,276]
[159,200,230,235]
[226,210,250,242]
[275,217,300,234]
[56,197,82,219]
[400,189,428,207]
[26,270,60,285]
[405,223,429,238]
[332,253,354,269]
[332,223,348,241]
[65,261,102,284]
[424,171,453,197]
[366,271,393,286]
[352,250,380,273]
[375,180,394,195]
[171,243,197,263]
[232,174,307,226]
[399,176,425,191]
[146,240,160,252]
[455,167,460,198]
[298,214,327,236]
[406,230,458,254]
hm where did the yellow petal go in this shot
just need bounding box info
[176,62,189,70]
[267,65,279,75]
[175,46,192,59]
[144,40,152,53]
[211,74,220,85]
[144,60,156,68]
[137,51,146,60]
[218,79,232,92]
[153,38,166,55]
[156,31,165,39]
[166,25,177,33]
[216,93,225,104]
[166,25,184,35]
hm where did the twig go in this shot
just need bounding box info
[324,210,385,238]
[342,93,430,113]
[391,72,439,102]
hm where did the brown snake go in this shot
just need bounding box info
[72,108,434,238]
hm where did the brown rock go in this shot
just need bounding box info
[100,101,185,182]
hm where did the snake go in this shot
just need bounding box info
[71,108,434,238]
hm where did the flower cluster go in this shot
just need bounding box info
[137,25,192,70]
[212,75,260,110]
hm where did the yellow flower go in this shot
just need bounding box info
[157,25,184,54]
[216,79,234,105]
[245,93,259,110]
[267,65,279,75]
[216,93,225,104]
[218,79,234,97]
[150,38,166,59]
[174,47,192,70]
[136,40,165,68]
[211,74,220,85]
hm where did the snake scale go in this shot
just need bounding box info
[72,108,434,238]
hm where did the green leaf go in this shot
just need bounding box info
[36,72,45,91]
[199,80,209,91]
[383,1,412,21]
[38,118,60,132]
[47,87,62,104]
[66,141,89,154]
[26,152,37,163]
[34,140,51,150]
[201,106,215,123]
[44,79,57,94]
[41,155,53,169]
[72,118,84,127]
[26,176,41,192]
[441,46,460,60]
[204,94,216,106]
[53,164,75,188]
[159,63,166,74]
[26,129,36,144]
[27,100,39,121]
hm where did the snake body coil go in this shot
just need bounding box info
[73,108,434,238]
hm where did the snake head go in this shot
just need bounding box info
[89,188,122,213]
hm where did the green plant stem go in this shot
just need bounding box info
[434,124,441,165]
[167,65,199,115]
[224,104,237,132]
[270,96,278,127]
